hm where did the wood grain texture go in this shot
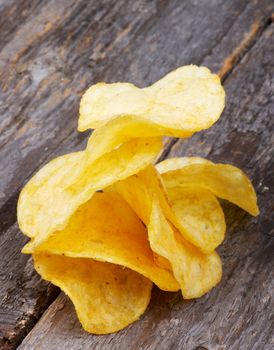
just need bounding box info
[0,0,273,348]
[0,224,58,349]
[17,21,274,350]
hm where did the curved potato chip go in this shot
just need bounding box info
[167,186,226,254]
[18,151,84,239]
[79,83,150,130]
[86,116,165,163]
[105,172,174,271]
[106,174,151,224]
[129,166,225,254]
[148,199,222,299]
[145,66,225,131]
[18,137,162,247]
[79,65,225,136]
[34,254,152,334]
[26,192,179,291]
[108,169,222,297]
[157,157,259,216]
[108,166,224,254]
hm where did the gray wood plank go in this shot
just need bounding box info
[18,21,274,350]
[1,0,273,348]
[0,224,58,349]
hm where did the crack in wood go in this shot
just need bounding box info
[218,16,273,80]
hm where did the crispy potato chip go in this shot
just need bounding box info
[34,254,152,334]
[25,192,179,291]
[79,65,225,136]
[86,116,165,163]
[18,151,84,239]
[148,199,222,299]
[79,83,149,130]
[145,66,225,132]
[119,166,225,254]
[107,166,224,254]
[105,172,173,271]
[107,174,151,224]
[157,157,259,216]
[167,186,226,254]
[18,137,162,248]
[105,170,172,270]
[108,170,222,297]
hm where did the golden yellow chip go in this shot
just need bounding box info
[138,166,226,254]
[157,157,259,216]
[108,170,222,297]
[86,116,164,163]
[148,199,222,299]
[167,186,226,254]
[145,66,225,132]
[115,165,225,254]
[79,65,225,137]
[107,174,151,224]
[34,254,152,334]
[18,137,162,248]
[106,171,174,271]
[79,83,149,130]
[25,192,179,291]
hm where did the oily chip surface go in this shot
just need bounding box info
[108,169,222,298]
[18,137,162,249]
[148,199,222,299]
[29,192,179,292]
[79,65,225,136]
[157,157,259,216]
[34,254,152,334]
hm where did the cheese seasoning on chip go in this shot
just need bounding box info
[17,65,259,334]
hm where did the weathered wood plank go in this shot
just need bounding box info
[1,0,273,348]
[18,21,274,350]
[0,224,58,349]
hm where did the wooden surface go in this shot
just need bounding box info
[0,1,273,349]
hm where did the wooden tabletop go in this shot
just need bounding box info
[1,1,273,349]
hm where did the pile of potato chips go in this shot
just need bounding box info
[17,66,259,334]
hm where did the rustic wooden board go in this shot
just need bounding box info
[17,20,274,350]
[0,0,273,348]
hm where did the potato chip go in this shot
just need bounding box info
[148,199,222,299]
[34,254,152,334]
[157,157,259,216]
[18,151,84,239]
[79,83,150,130]
[26,192,179,291]
[105,172,174,271]
[112,166,225,254]
[107,174,151,224]
[108,170,222,297]
[166,186,226,254]
[79,65,225,137]
[145,66,225,132]
[18,137,162,248]
[86,116,165,163]
[138,166,226,253]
